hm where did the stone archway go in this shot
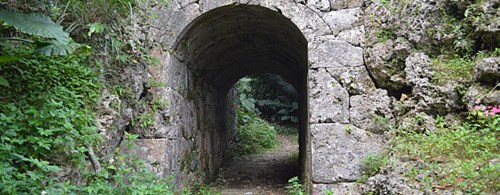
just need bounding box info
[144,0,387,193]
[172,3,311,188]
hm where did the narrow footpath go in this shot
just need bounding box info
[219,135,299,195]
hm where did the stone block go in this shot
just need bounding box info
[327,66,376,95]
[349,89,394,133]
[309,38,363,68]
[309,68,350,124]
[329,0,364,10]
[311,123,385,183]
[323,8,362,35]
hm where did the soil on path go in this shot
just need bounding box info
[219,134,299,195]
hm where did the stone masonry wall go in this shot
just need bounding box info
[97,0,500,193]
[106,0,396,193]
[147,0,390,192]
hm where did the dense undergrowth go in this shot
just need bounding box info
[0,1,177,194]
[393,107,499,193]
[231,75,299,156]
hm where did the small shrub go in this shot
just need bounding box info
[357,154,387,183]
[286,176,305,195]
[233,110,278,156]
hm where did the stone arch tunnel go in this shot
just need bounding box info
[140,0,387,193]
[173,3,311,186]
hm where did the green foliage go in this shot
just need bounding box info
[372,113,390,130]
[357,154,388,183]
[252,74,298,125]
[286,176,305,195]
[49,133,175,194]
[322,189,334,195]
[135,111,156,128]
[237,77,256,112]
[234,110,278,156]
[0,41,101,193]
[87,22,108,37]
[431,56,473,84]
[231,77,280,156]
[0,10,69,41]
[394,108,499,193]
[0,5,175,193]
[0,10,83,55]
[426,1,498,58]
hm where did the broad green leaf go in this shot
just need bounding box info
[87,22,107,37]
[0,56,19,63]
[0,10,70,42]
[0,76,8,87]
[34,40,81,55]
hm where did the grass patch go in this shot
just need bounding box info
[431,56,473,84]
[394,109,499,193]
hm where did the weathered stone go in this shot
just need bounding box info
[94,0,492,193]
[413,82,463,115]
[311,123,385,183]
[279,1,333,41]
[399,111,436,133]
[405,52,432,87]
[336,25,365,46]
[402,0,442,44]
[364,174,421,195]
[309,68,350,124]
[404,53,464,114]
[126,139,178,177]
[328,66,376,95]
[464,84,500,108]
[323,8,362,35]
[329,0,364,10]
[364,39,407,90]
[350,89,394,133]
[313,183,362,195]
[307,0,331,12]
[310,38,364,68]
[157,1,202,50]
[473,57,500,85]
[199,0,234,13]
[394,37,412,56]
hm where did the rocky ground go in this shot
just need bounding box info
[219,135,299,195]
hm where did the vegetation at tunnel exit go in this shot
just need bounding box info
[232,77,278,156]
[232,75,299,156]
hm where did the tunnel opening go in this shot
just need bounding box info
[173,4,309,191]
[219,74,300,193]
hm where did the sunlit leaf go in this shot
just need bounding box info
[0,10,69,42]
[34,40,81,55]
[87,22,107,37]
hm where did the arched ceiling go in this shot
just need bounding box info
[174,4,308,92]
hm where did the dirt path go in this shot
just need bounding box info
[219,135,299,195]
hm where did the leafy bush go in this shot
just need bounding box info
[232,78,279,156]
[286,176,305,195]
[357,154,387,183]
[394,106,499,193]
[233,110,278,156]
[0,9,175,194]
